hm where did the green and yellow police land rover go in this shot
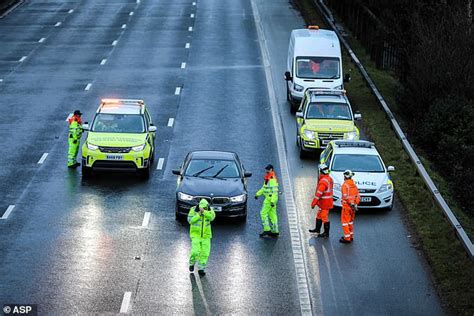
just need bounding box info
[81,99,156,179]
[296,88,361,158]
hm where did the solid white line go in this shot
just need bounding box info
[68,9,74,14]
[185,43,190,49]
[174,87,181,95]
[129,11,134,16]
[65,113,73,121]
[142,212,151,227]
[112,40,118,46]
[85,83,92,91]
[55,22,61,27]
[19,56,27,62]
[167,118,174,127]
[38,38,46,43]
[190,13,195,18]
[119,292,132,313]
[122,24,127,29]
[38,153,48,164]
[188,26,193,32]
[181,62,186,69]
[1,205,15,220]
[251,0,314,314]
[157,158,165,170]
[100,59,107,65]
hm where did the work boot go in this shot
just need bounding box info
[259,231,272,238]
[189,265,194,272]
[198,270,206,277]
[74,162,81,167]
[319,222,330,238]
[309,219,322,234]
[339,237,352,244]
[270,232,280,238]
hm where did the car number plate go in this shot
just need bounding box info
[212,206,222,212]
[106,155,123,160]
[361,197,372,202]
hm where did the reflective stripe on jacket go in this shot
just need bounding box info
[256,177,279,204]
[68,120,83,140]
[188,206,216,239]
[314,174,334,209]
[341,179,360,206]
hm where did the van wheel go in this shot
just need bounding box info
[286,85,290,101]
[290,100,299,114]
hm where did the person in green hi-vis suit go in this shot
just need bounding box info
[67,110,83,168]
[255,164,279,238]
[188,198,216,277]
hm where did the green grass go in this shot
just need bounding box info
[292,0,474,314]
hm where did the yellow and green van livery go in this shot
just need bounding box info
[296,89,361,158]
[81,99,156,179]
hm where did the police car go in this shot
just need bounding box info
[319,140,395,210]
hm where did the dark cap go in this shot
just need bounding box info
[265,164,274,171]
[73,110,83,116]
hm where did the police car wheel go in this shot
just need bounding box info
[82,166,92,179]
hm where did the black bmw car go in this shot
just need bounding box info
[172,150,252,222]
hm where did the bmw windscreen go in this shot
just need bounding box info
[91,114,145,133]
[296,57,340,79]
[332,154,385,172]
[306,102,352,120]
[185,160,240,178]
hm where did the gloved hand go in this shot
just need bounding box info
[254,196,258,200]
[311,198,318,209]
[73,140,78,144]
[270,202,275,207]
[351,204,358,212]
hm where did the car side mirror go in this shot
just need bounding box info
[344,73,351,82]
[172,169,181,175]
[296,111,304,118]
[244,171,252,178]
[82,123,89,131]
[149,125,157,132]
[387,166,395,172]
[284,71,292,81]
[354,111,362,121]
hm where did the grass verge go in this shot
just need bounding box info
[292,0,474,314]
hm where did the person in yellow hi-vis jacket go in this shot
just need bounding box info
[188,198,216,277]
[255,164,279,238]
[67,110,83,168]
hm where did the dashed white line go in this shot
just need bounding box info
[0,79,3,83]
[68,9,74,14]
[142,212,151,227]
[38,38,46,43]
[37,153,48,164]
[121,24,127,29]
[188,26,193,32]
[19,56,27,62]
[167,118,174,127]
[119,292,132,313]
[185,43,190,49]
[54,22,62,27]
[84,83,92,91]
[112,40,118,46]
[100,59,107,65]
[181,62,186,69]
[157,158,165,170]
[136,0,140,3]
[1,205,15,220]
[174,87,181,95]
[192,2,196,5]
[65,113,73,121]
[190,13,195,18]
[129,11,134,16]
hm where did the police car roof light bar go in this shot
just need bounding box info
[334,140,374,148]
[307,88,346,96]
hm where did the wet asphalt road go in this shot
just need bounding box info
[0,0,442,314]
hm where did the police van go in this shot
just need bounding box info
[285,26,350,113]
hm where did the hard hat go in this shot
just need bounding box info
[343,170,355,178]
[319,163,329,174]
[73,110,83,116]
[265,164,274,171]
[198,198,209,209]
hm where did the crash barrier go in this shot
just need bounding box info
[313,0,474,259]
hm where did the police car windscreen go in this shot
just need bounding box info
[185,159,240,178]
[332,154,385,173]
[307,103,351,120]
[91,114,145,133]
[296,57,340,79]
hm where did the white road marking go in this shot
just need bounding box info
[174,87,181,95]
[142,212,151,227]
[119,292,132,313]
[167,118,174,127]
[37,153,48,164]
[38,37,46,43]
[122,24,127,29]
[0,79,3,82]
[251,0,315,314]
[181,62,186,69]
[55,22,61,27]
[100,59,107,65]
[129,11,134,16]
[1,205,15,220]
[136,0,140,3]
[84,83,92,91]
[192,2,196,5]
[19,56,27,62]
[68,9,74,14]
[112,40,118,46]
[190,13,195,18]
[65,113,73,121]
[188,26,193,32]
[185,43,190,49]
[156,158,165,170]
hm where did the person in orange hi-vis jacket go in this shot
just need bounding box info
[340,170,360,244]
[309,163,333,238]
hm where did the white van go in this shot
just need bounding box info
[285,26,350,113]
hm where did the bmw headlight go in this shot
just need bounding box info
[230,194,247,203]
[178,192,194,201]
[333,183,341,192]
[344,131,357,140]
[303,129,316,140]
[132,143,146,152]
[87,142,98,151]
[378,183,393,193]
[294,83,304,92]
